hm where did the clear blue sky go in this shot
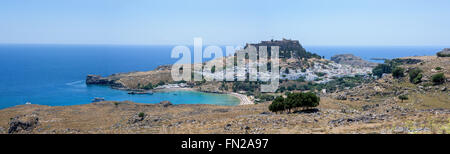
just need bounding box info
[1,0,449,46]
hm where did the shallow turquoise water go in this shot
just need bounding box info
[67,83,240,106]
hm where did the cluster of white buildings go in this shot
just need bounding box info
[196,60,372,84]
[281,61,373,83]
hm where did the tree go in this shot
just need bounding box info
[408,68,423,84]
[285,93,300,112]
[398,95,408,103]
[141,83,154,90]
[392,67,405,78]
[211,66,216,73]
[302,92,320,109]
[284,68,290,74]
[269,96,285,113]
[268,92,320,113]
[432,73,445,85]
[372,64,392,77]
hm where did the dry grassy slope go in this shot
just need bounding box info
[106,69,173,89]
[0,97,448,134]
[331,56,449,106]
[398,56,449,82]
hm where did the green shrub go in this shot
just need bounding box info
[408,68,423,84]
[435,67,442,70]
[398,95,408,103]
[432,73,445,85]
[141,83,154,90]
[392,67,405,78]
[157,81,166,86]
[296,76,306,82]
[138,112,145,118]
[256,94,275,102]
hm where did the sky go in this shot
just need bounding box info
[0,0,449,46]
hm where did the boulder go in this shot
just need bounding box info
[128,113,145,124]
[158,101,173,107]
[8,115,39,134]
[336,94,347,100]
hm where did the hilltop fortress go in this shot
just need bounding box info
[245,38,321,59]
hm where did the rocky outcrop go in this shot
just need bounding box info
[245,38,321,59]
[86,75,125,88]
[158,101,173,107]
[8,115,39,134]
[331,54,377,68]
[128,113,145,124]
[86,75,115,85]
[437,48,450,57]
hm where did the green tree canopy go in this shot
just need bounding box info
[392,67,405,78]
[268,92,320,113]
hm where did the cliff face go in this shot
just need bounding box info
[86,75,115,85]
[86,75,125,89]
[330,54,377,68]
[245,38,321,59]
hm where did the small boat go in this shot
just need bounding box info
[91,97,105,102]
[128,91,153,95]
[25,101,31,105]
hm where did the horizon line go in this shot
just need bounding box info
[0,42,449,47]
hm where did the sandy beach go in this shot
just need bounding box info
[152,87,253,105]
[227,92,254,105]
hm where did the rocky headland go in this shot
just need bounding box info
[437,48,450,57]
[331,54,378,68]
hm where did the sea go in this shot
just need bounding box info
[0,44,446,109]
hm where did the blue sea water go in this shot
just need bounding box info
[0,44,237,109]
[0,44,445,109]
